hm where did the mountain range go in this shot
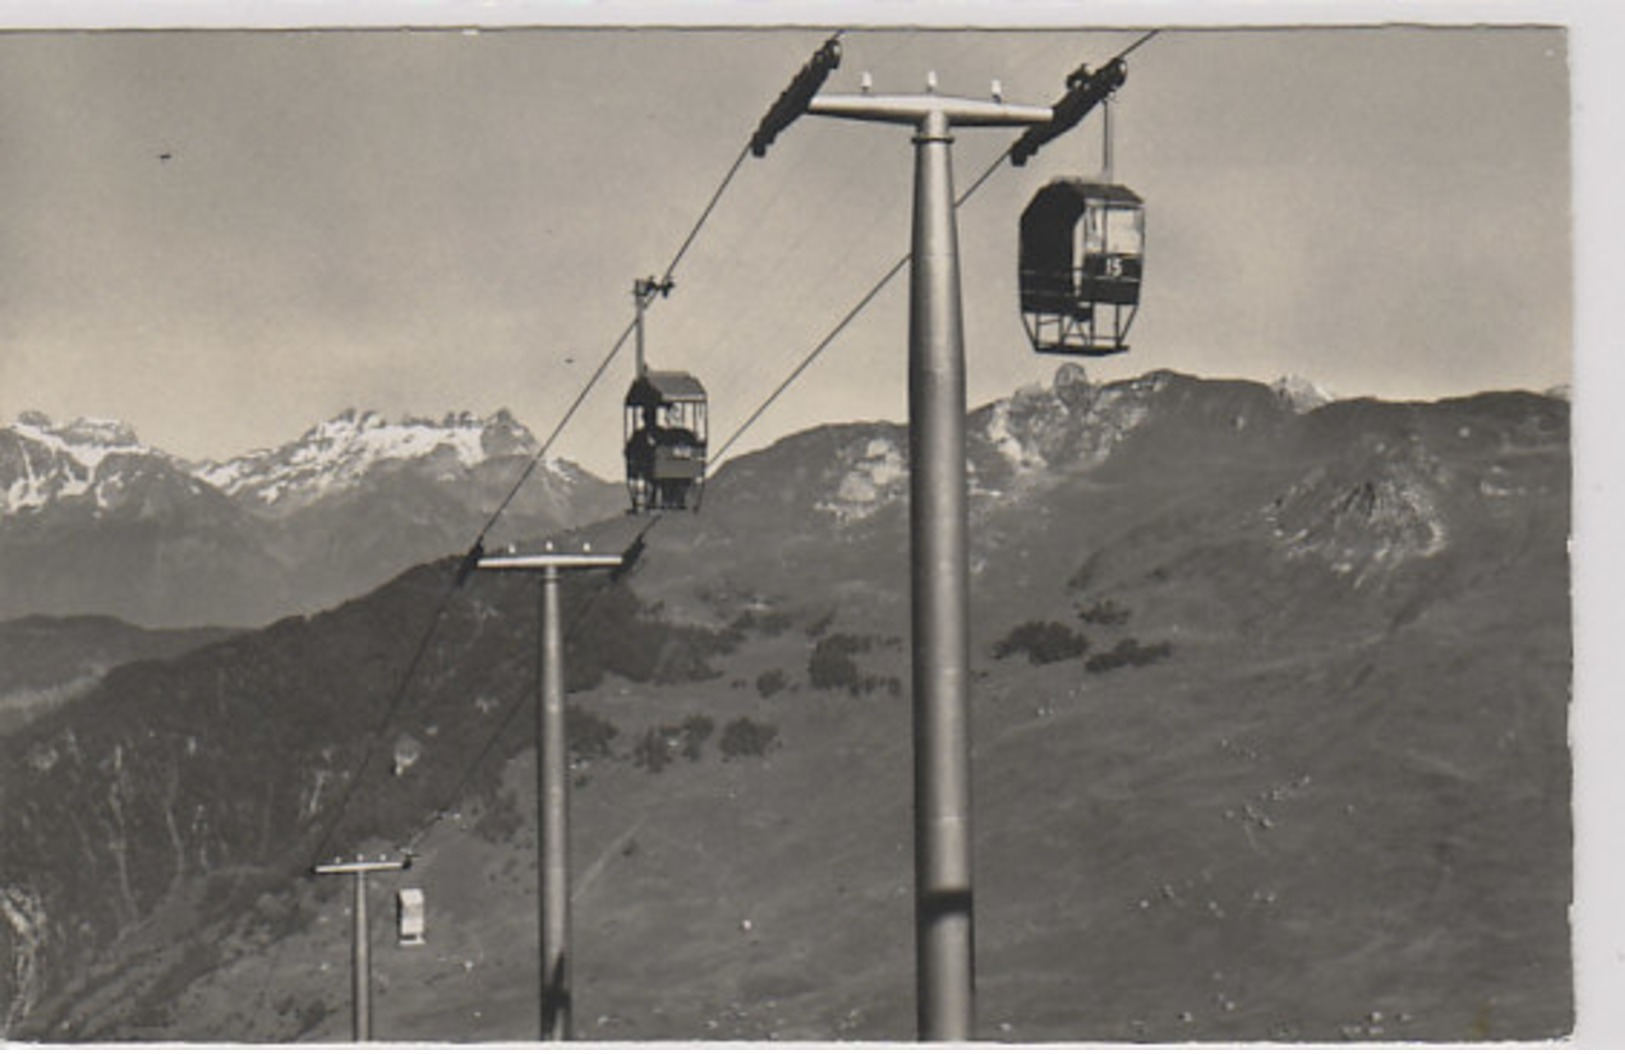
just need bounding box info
[0,409,622,628]
[0,368,1571,1042]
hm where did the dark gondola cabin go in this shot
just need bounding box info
[624,370,708,512]
[1019,179,1144,355]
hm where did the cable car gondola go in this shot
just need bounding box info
[624,370,708,513]
[1018,179,1144,356]
[621,276,709,514]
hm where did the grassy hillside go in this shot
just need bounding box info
[0,374,1571,1042]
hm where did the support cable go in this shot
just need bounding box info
[712,250,909,464]
[662,145,752,289]
[1116,28,1159,61]
[306,571,465,865]
[711,138,1007,464]
[472,315,639,548]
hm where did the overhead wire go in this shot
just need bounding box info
[709,117,1016,464]
[712,251,908,464]
[305,571,465,865]
[473,313,639,547]
[1116,28,1160,61]
[661,145,754,291]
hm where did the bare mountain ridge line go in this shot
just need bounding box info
[2,366,1568,522]
[0,368,1567,617]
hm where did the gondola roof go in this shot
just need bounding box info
[1022,179,1143,227]
[626,370,708,405]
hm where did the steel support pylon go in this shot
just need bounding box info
[807,87,1050,1042]
[312,855,410,1042]
[538,566,570,1041]
[477,546,623,1041]
[908,106,975,1041]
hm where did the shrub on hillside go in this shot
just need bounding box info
[473,789,524,843]
[632,714,714,773]
[720,717,779,760]
[809,633,870,691]
[679,714,714,760]
[568,584,732,687]
[1084,637,1174,673]
[808,633,898,695]
[756,668,788,698]
[566,704,619,763]
[632,728,673,773]
[993,621,1091,665]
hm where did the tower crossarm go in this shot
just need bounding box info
[807,93,1051,128]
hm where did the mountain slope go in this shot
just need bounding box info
[0,416,288,627]
[0,370,1571,1042]
[0,616,237,736]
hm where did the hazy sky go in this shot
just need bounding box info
[0,13,1577,477]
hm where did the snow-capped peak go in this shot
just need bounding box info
[195,409,542,509]
[1,412,159,513]
[9,412,147,471]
